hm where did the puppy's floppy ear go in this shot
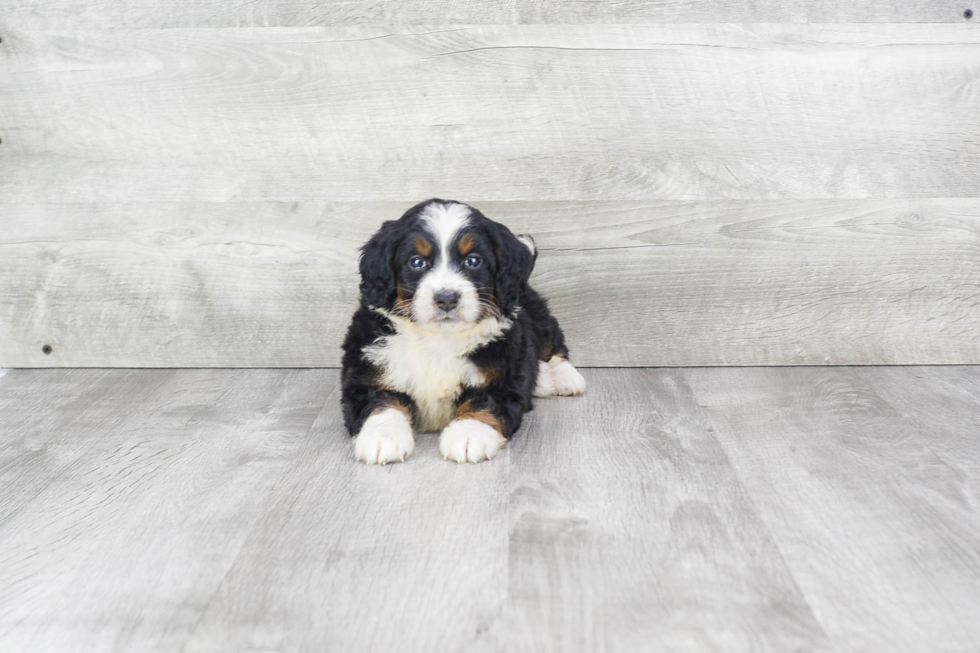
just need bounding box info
[358,220,403,309]
[487,221,535,315]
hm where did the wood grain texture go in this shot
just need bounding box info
[3,23,980,366]
[0,369,171,526]
[682,366,980,652]
[502,368,832,651]
[1,0,972,29]
[3,199,979,367]
[2,25,980,203]
[0,368,337,652]
[181,382,511,653]
[3,367,979,651]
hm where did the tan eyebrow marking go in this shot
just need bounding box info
[458,233,476,255]
[414,237,432,257]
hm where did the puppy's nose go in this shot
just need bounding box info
[433,290,460,312]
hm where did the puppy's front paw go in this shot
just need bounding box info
[439,419,506,464]
[354,408,415,465]
[550,358,586,396]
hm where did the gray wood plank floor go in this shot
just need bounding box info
[1,367,978,652]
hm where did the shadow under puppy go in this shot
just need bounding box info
[341,199,586,464]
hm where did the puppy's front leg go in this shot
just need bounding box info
[342,386,417,465]
[355,405,415,465]
[439,390,522,464]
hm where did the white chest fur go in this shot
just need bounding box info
[363,317,508,432]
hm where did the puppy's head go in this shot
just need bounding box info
[359,199,534,331]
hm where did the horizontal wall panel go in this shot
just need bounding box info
[2,199,978,367]
[2,25,979,203]
[0,2,972,29]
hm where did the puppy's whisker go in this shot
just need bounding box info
[476,300,503,320]
[390,299,415,318]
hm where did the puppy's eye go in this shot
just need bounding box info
[463,254,482,269]
[409,256,428,270]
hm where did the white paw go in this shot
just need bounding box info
[439,419,506,463]
[533,360,555,397]
[354,408,415,465]
[550,359,586,396]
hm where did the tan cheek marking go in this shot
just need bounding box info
[458,233,476,255]
[395,283,409,316]
[415,237,433,258]
[479,292,500,320]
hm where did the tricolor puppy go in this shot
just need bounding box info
[341,199,586,464]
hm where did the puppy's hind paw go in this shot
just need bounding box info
[354,408,415,465]
[550,358,586,396]
[533,360,555,397]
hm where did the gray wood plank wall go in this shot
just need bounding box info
[3,1,974,27]
[1,11,978,367]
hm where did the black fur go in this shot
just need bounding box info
[358,218,406,310]
[483,218,535,316]
[341,198,570,440]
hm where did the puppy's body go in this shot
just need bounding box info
[341,199,584,464]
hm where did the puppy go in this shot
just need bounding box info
[341,199,586,464]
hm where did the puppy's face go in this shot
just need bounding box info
[395,202,495,327]
[359,200,534,332]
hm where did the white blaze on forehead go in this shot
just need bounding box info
[414,201,481,326]
[421,201,471,262]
